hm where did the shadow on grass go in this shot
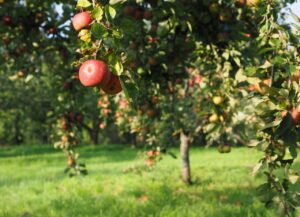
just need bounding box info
[42,184,270,217]
[0,145,139,163]
[0,145,58,158]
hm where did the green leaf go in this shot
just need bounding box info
[105,5,116,20]
[77,0,92,8]
[112,29,122,38]
[113,60,123,76]
[110,0,125,4]
[91,23,108,39]
[92,7,103,22]
[291,12,300,23]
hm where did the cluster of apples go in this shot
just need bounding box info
[72,11,122,95]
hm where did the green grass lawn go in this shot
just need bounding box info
[0,145,299,217]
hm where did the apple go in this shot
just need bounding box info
[212,96,224,105]
[147,150,155,157]
[79,60,111,87]
[47,27,57,34]
[188,79,195,87]
[63,82,72,90]
[134,9,143,20]
[145,158,155,167]
[292,69,300,82]
[61,135,68,144]
[76,114,83,123]
[143,10,153,20]
[247,0,260,7]
[209,3,220,14]
[67,157,75,167]
[146,108,156,117]
[123,5,134,16]
[219,9,232,22]
[253,78,271,94]
[151,96,159,104]
[236,0,246,7]
[101,74,122,95]
[72,12,92,31]
[17,71,25,78]
[129,41,138,49]
[291,107,300,125]
[209,114,219,123]
[148,57,158,66]
[129,61,138,70]
[2,15,12,25]
[151,24,158,33]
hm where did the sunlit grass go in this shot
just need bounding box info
[0,145,299,217]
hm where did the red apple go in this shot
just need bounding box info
[101,74,122,95]
[291,107,300,125]
[134,9,143,20]
[72,12,92,31]
[79,60,111,87]
[143,10,153,20]
[123,5,134,16]
[2,15,12,25]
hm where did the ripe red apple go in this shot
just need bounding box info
[47,27,57,34]
[101,74,122,95]
[148,57,158,66]
[79,60,111,87]
[145,158,154,167]
[291,107,300,125]
[150,24,158,33]
[236,0,246,7]
[72,12,92,31]
[123,5,135,16]
[67,157,75,167]
[151,96,159,104]
[2,15,12,25]
[63,82,72,90]
[146,108,156,117]
[129,60,138,70]
[76,114,83,123]
[143,10,153,20]
[147,150,155,157]
[134,9,143,20]
[129,41,138,49]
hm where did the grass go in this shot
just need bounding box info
[0,145,299,217]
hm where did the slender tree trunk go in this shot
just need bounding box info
[14,113,23,145]
[91,120,100,144]
[180,130,192,184]
[90,126,99,145]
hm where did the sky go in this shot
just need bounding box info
[286,1,300,23]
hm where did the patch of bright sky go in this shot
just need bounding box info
[284,1,300,24]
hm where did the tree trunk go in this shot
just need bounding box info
[14,113,23,145]
[90,120,100,144]
[90,128,99,145]
[180,131,192,184]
